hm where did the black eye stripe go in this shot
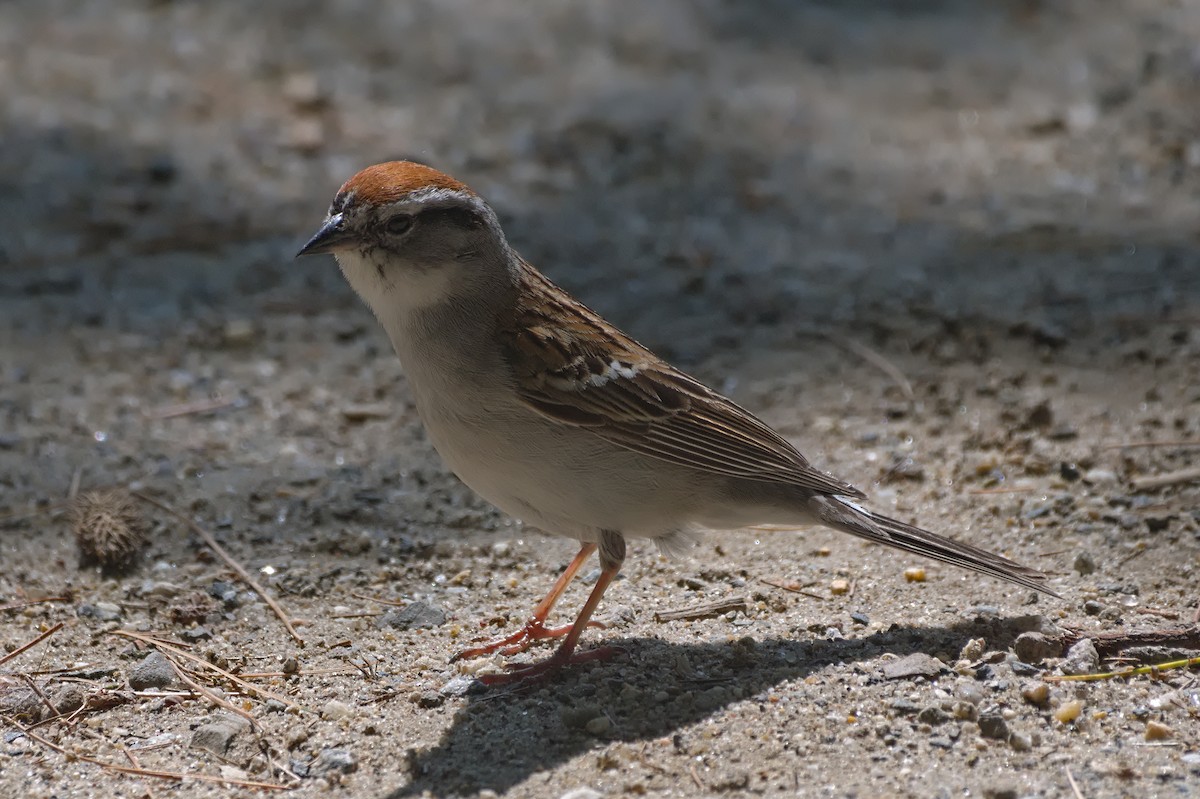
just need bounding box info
[413,206,483,230]
[385,215,414,235]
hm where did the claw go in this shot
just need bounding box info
[451,618,604,662]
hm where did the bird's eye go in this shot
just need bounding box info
[384,215,414,236]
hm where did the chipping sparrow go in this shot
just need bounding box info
[298,161,1056,683]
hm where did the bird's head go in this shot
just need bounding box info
[298,161,513,315]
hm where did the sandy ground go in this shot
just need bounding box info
[2,2,1199,797]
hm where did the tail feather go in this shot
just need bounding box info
[808,496,1058,597]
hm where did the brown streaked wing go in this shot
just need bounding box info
[502,263,865,500]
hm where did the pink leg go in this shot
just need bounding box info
[451,543,602,662]
[477,560,621,686]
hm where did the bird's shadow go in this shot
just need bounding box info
[385,612,1045,797]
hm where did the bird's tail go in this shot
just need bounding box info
[807,495,1058,597]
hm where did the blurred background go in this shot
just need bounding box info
[3,0,1197,341]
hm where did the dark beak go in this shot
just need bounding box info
[296,214,354,257]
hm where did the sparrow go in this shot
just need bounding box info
[297,161,1056,683]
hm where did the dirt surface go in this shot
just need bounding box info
[2,2,1199,797]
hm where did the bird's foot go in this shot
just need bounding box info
[476,644,622,686]
[451,617,605,662]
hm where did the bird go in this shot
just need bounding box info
[297,160,1056,684]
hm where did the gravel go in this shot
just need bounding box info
[1,1,1197,798]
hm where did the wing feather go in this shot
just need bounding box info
[502,263,864,499]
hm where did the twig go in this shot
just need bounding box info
[19,674,60,720]
[237,667,354,679]
[968,486,1036,495]
[1054,624,1200,658]
[0,622,64,667]
[1135,608,1180,621]
[808,331,914,401]
[689,763,706,791]
[759,578,826,601]
[1065,766,1085,799]
[167,659,261,731]
[146,396,238,419]
[350,591,408,607]
[1102,440,1200,451]
[1130,467,1200,492]
[655,598,748,623]
[1044,654,1200,683]
[68,467,82,501]
[130,492,304,645]
[1118,546,1148,566]
[1,714,293,790]
[0,596,71,613]
[110,631,300,711]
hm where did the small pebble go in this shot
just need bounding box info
[951,702,979,722]
[830,579,850,595]
[1053,699,1084,724]
[51,685,85,714]
[1020,682,1051,707]
[978,714,1010,741]
[440,675,481,698]
[128,651,176,690]
[983,783,1018,799]
[917,706,951,726]
[560,789,604,799]
[1013,632,1060,664]
[321,700,354,721]
[417,691,443,709]
[180,626,212,642]
[903,567,926,583]
[376,601,446,630]
[190,715,250,755]
[91,602,123,622]
[1072,551,1097,575]
[1060,639,1099,676]
[1024,400,1053,429]
[882,653,947,680]
[1144,721,1173,741]
[1083,468,1117,485]
[144,581,183,599]
[285,726,309,750]
[955,683,985,706]
[311,748,358,775]
[1009,731,1034,752]
[958,638,986,662]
